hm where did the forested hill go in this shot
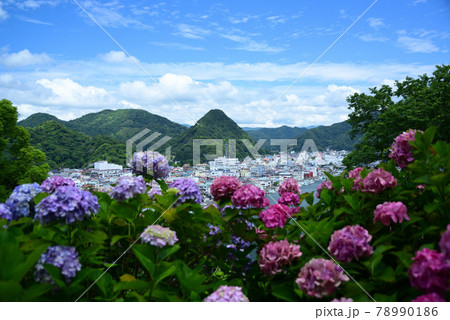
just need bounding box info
[245,125,308,150]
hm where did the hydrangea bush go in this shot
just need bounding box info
[0,127,449,302]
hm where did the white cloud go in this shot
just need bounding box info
[398,36,439,53]
[99,50,139,64]
[359,34,388,42]
[174,24,210,39]
[221,34,284,53]
[20,17,53,25]
[0,1,8,20]
[367,17,385,29]
[150,42,204,51]
[0,49,52,67]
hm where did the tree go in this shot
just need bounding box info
[343,64,450,167]
[0,99,49,201]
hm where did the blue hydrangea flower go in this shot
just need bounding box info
[0,203,12,221]
[169,178,202,206]
[141,225,178,247]
[6,183,42,220]
[35,246,81,285]
[40,176,76,193]
[35,186,99,225]
[128,151,170,179]
[111,176,146,201]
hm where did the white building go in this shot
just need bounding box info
[209,157,239,171]
[94,161,123,171]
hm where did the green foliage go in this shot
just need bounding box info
[247,125,308,151]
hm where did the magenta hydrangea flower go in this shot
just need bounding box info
[231,184,266,208]
[439,224,450,261]
[169,178,202,206]
[35,186,99,225]
[259,204,290,229]
[331,297,354,302]
[277,192,300,206]
[204,285,249,302]
[328,225,373,263]
[128,151,170,179]
[348,167,363,191]
[412,292,445,302]
[373,201,409,226]
[40,176,76,193]
[316,180,333,198]
[259,240,302,276]
[278,178,301,196]
[389,129,423,168]
[408,248,450,295]
[141,225,178,248]
[111,176,146,201]
[296,258,349,298]
[210,176,242,201]
[35,246,81,285]
[362,168,397,194]
[263,197,270,207]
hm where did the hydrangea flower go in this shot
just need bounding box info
[40,176,76,193]
[6,183,42,220]
[316,180,333,198]
[373,201,409,226]
[230,235,251,251]
[0,203,12,221]
[169,178,202,206]
[35,246,81,285]
[210,176,242,201]
[259,240,302,276]
[348,167,363,191]
[389,129,422,168]
[231,184,266,208]
[263,197,270,207]
[128,151,170,179]
[328,225,373,263]
[204,285,249,302]
[296,258,349,298]
[412,293,445,302]
[439,224,450,261]
[362,168,397,194]
[331,297,354,302]
[141,225,178,248]
[35,186,99,225]
[111,176,146,201]
[147,183,162,199]
[259,204,290,229]
[408,248,450,295]
[277,192,300,206]
[278,178,301,196]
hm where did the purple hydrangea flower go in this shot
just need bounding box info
[208,225,221,236]
[331,297,354,302]
[40,176,76,193]
[439,224,450,261]
[0,203,12,221]
[296,258,350,298]
[128,151,170,179]
[259,204,290,229]
[35,246,81,285]
[277,192,300,207]
[231,235,251,250]
[348,167,363,191]
[408,248,450,295]
[259,240,302,276]
[389,129,423,168]
[169,178,202,206]
[362,168,397,194]
[316,180,333,198]
[231,184,266,209]
[373,201,409,226]
[328,225,373,263]
[111,176,146,201]
[412,292,445,302]
[278,178,301,196]
[141,225,178,248]
[204,285,249,302]
[6,183,42,220]
[147,183,162,199]
[210,176,242,201]
[35,186,99,225]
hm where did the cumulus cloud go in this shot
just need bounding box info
[0,49,52,67]
[397,36,439,53]
[367,18,385,29]
[99,50,139,64]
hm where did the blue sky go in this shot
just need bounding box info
[0,0,449,127]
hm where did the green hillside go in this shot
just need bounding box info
[18,112,66,128]
[247,125,308,150]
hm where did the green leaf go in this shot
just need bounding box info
[132,245,155,275]
[390,251,413,269]
[153,262,176,287]
[0,281,22,301]
[271,283,298,302]
[421,126,436,148]
[113,280,150,292]
[375,266,396,282]
[157,245,180,261]
[13,244,49,282]
[429,173,450,187]
[95,272,114,298]
[21,283,53,301]
[43,263,66,288]
[110,235,130,246]
[343,195,359,211]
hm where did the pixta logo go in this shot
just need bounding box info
[126,129,172,163]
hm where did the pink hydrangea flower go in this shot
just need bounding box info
[259,204,290,229]
[296,258,349,298]
[278,178,301,196]
[439,224,450,261]
[204,285,249,302]
[348,167,363,191]
[263,197,270,207]
[232,184,266,208]
[412,292,445,302]
[277,192,300,206]
[316,180,333,198]
[331,297,354,302]
[408,248,450,295]
[373,201,409,226]
[328,225,373,263]
[362,168,397,194]
[259,240,302,276]
[389,129,423,168]
[417,184,426,192]
[210,176,242,201]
